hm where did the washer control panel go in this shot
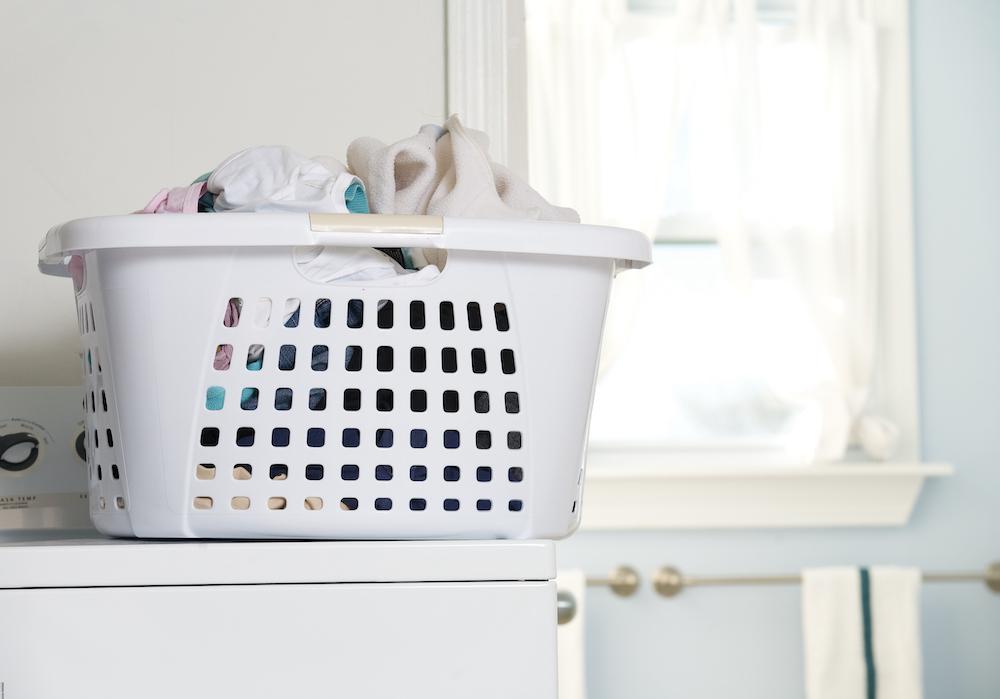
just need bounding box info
[0,387,91,530]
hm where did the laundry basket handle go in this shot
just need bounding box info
[307,213,445,249]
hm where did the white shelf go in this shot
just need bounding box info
[579,456,953,530]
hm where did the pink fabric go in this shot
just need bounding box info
[223,299,241,328]
[137,182,206,214]
[213,300,241,369]
[214,345,233,371]
[68,255,86,292]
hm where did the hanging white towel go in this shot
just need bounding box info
[556,570,587,699]
[869,567,923,699]
[803,567,866,699]
[802,567,923,699]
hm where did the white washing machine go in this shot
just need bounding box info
[0,537,557,698]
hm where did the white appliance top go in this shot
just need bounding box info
[0,537,555,589]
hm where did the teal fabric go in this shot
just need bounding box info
[400,248,418,270]
[205,386,225,411]
[240,387,258,410]
[243,347,262,409]
[345,180,369,213]
[860,568,876,699]
[191,171,216,212]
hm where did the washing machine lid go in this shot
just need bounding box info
[0,537,555,589]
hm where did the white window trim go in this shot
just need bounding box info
[446,0,940,527]
[870,0,921,461]
[445,0,529,177]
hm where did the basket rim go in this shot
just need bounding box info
[39,213,652,277]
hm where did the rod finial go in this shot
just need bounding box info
[557,590,577,625]
[653,566,684,597]
[987,562,1000,594]
[608,565,641,597]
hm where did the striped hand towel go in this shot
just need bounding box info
[802,567,922,699]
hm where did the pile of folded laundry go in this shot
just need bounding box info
[138,114,579,288]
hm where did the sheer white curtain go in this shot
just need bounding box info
[526,0,895,462]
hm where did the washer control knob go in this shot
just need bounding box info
[0,432,40,472]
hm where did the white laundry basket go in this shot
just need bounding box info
[39,213,650,539]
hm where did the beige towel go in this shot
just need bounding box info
[347,115,579,223]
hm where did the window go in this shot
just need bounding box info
[588,241,833,463]
[525,0,919,465]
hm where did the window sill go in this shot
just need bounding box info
[580,452,952,529]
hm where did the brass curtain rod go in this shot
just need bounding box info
[560,563,1000,625]
[651,562,1000,597]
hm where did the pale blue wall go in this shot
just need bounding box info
[556,1,1000,696]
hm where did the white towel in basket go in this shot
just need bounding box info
[347,115,579,221]
[348,124,444,217]
[294,246,439,286]
[426,115,579,223]
[205,145,437,285]
[208,146,365,214]
[348,115,579,268]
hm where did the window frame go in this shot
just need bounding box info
[446,0,920,463]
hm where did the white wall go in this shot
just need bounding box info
[0,0,446,385]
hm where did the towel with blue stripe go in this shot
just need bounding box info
[802,566,923,699]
